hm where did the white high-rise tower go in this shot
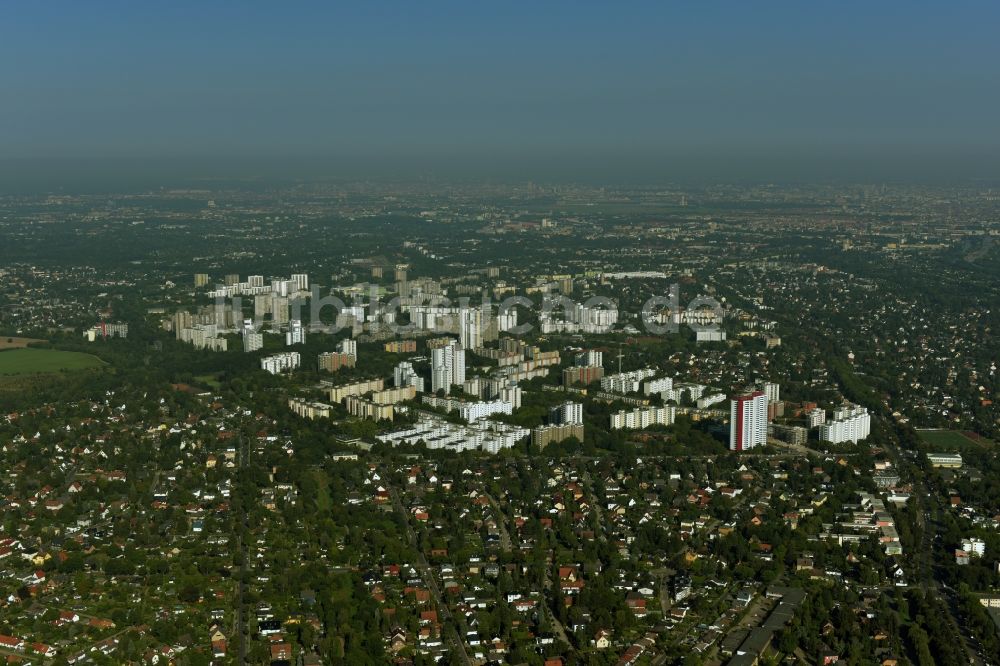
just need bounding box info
[729,391,768,451]
[431,340,465,393]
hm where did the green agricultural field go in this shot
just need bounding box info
[916,429,977,449]
[0,348,105,376]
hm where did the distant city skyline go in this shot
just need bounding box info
[2,1,999,189]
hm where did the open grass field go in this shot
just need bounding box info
[194,373,223,390]
[0,348,105,376]
[0,336,46,350]
[916,428,985,449]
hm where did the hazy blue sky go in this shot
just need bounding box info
[2,1,998,185]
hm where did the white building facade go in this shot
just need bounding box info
[729,391,768,451]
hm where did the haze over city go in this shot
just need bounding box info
[2,1,1000,189]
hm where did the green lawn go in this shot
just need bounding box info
[194,373,223,390]
[0,348,105,376]
[916,429,977,449]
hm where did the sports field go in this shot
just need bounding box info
[0,348,105,376]
[916,429,980,448]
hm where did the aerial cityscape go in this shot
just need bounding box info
[1,3,999,666]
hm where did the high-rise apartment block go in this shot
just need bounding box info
[498,383,522,410]
[243,331,263,352]
[575,350,603,367]
[394,361,425,393]
[761,381,781,403]
[261,352,300,375]
[807,407,826,428]
[550,402,584,426]
[531,423,585,450]
[459,307,483,350]
[327,378,384,403]
[730,391,768,451]
[337,338,357,358]
[271,295,290,326]
[563,365,605,386]
[601,369,657,394]
[819,404,871,444]
[318,352,356,372]
[82,322,129,341]
[286,319,306,346]
[384,339,417,354]
[642,376,674,395]
[610,405,676,430]
[430,339,465,393]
